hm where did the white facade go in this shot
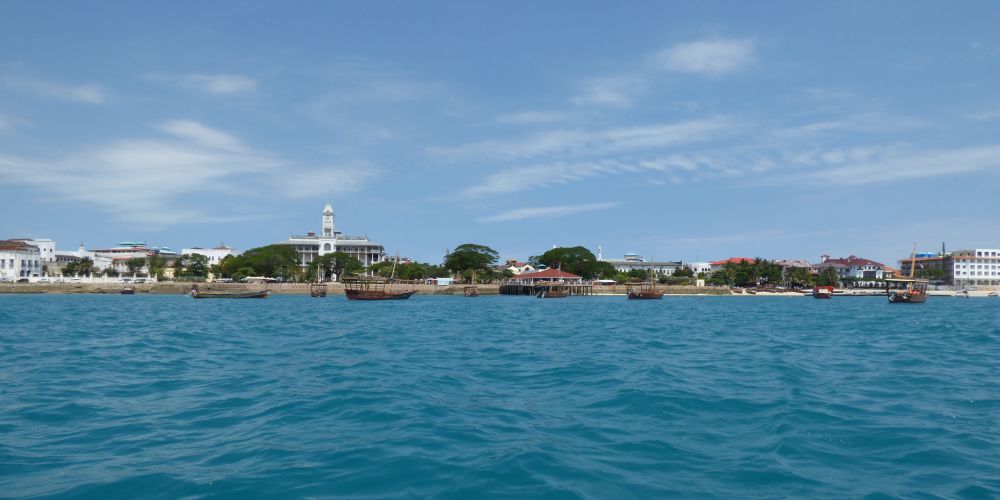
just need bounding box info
[952,248,1000,286]
[181,244,239,264]
[688,262,712,276]
[603,253,682,276]
[12,238,56,262]
[0,240,42,280]
[280,203,386,277]
[56,243,113,271]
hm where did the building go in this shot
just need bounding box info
[902,248,1000,287]
[710,257,755,273]
[686,262,712,276]
[0,240,42,280]
[500,259,536,275]
[90,242,180,275]
[506,268,584,284]
[603,253,682,276]
[279,203,386,276]
[53,243,114,276]
[11,238,56,262]
[180,244,239,265]
[814,255,889,280]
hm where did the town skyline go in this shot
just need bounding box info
[2,2,999,265]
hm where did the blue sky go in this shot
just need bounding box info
[2,1,999,265]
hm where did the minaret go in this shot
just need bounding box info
[322,203,335,237]
[597,245,603,261]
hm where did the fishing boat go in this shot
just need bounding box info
[536,282,569,298]
[956,290,970,298]
[464,286,479,297]
[190,288,270,299]
[812,285,834,299]
[989,292,998,298]
[626,279,663,299]
[120,286,135,295]
[310,283,327,297]
[886,245,929,304]
[343,254,416,300]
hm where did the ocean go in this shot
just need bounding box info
[1,294,998,498]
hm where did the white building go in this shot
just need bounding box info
[0,240,42,280]
[687,262,712,276]
[181,244,239,264]
[11,238,56,262]
[951,248,1000,287]
[279,203,386,277]
[814,255,888,280]
[54,243,115,275]
[602,253,682,277]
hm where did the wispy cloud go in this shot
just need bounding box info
[495,110,577,125]
[771,112,926,139]
[650,38,757,76]
[572,75,645,108]
[0,120,375,226]
[804,144,1000,186]
[163,73,258,94]
[0,75,106,103]
[479,202,621,222]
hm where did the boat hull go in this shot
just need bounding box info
[345,290,416,300]
[627,292,664,299]
[887,291,927,303]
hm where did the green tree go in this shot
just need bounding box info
[673,266,695,278]
[103,266,120,278]
[815,267,839,287]
[613,272,630,284]
[444,244,500,282]
[217,245,302,281]
[78,257,96,277]
[313,252,364,281]
[626,269,648,280]
[147,254,168,280]
[62,261,79,277]
[784,267,814,288]
[179,253,210,278]
[535,246,615,279]
[126,257,145,276]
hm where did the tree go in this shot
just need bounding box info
[674,266,695,278]
[78,257,95,277]
[627,269,648,281]
[147,254,167,280]
[815,267,839,287]
[784,267,814,288]
[126,257,145,276]
[444,244,500,282]
[179,253,210,278]
[103,266,120,278]
[214,245,302,281]
[314,252,363,281]
[535,246,615,279]
[62,261,79,277]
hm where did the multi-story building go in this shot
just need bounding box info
[603,253,682,277]
[11,238,56,262]
[91,242,180,274]
[686,262,712,276]
[710,257,754,274]
[279,203,386,276]
[53,243,114,276]
[180,244,239,265]
[0,240,42,280]
[903,248,1000,287]
[814,255,889,280]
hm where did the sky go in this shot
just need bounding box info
[1,1,999,265]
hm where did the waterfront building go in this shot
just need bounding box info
[901,248,1000,287]
[603,253,682,276]
[710,257,754,274]
[90,242,180,275]
[279,203,386,276]
[10,238,56,262]
[505,268,583,285]
[0,240,42,280]
[54,243,113,273]
[180,244,239,264]
[687,262,712,276]
[813,255,889,280]
[501,259,536,275]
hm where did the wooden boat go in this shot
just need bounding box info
[626,279,663,299]
[812,286,833,299]
[310,283,327,297]
[190,287,270,299]
[956,290,970,298]
[464,286,479,297]
[343,256,416,301]
[120,286,135,295]
[886,245,928,304]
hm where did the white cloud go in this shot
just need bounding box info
[495,110,577,125]
[479,202,621,222]
[806,144,1000,186]
[175,73,257,94]
[0,75,106,103]
[650,38,756,76]
[0,120,374,226]
[572,75,644,108]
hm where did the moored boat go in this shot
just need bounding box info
[626,279,664,299]
[190,286,270,299]
[343,254,417,301]
[464,286,479,297]
[120,286,135,295]
[888,245,929,304]
[536,282,569,298]
[812,286,833,299]
[310,283,327,297]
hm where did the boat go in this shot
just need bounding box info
[989,292,998,297]
[886,245,929,304]
[343,255,416,300]
[626,279,663,299]
[310,283,327,297]
[956,290,970,298]
[464,286,479,297]
[812,286,834,299]
[190,286,270,299]
[120,286,135,295]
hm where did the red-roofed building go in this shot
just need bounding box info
[709,257,754,273]
[814,255,889,280]
[506,268,583,284]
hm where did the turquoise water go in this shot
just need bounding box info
[1,294,999,498]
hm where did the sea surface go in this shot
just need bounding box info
[1,294,999,498]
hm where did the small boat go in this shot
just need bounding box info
[956,290,970,298]
[464,286,479,297]
[812,286,834,299]
[120,286,135,295]
[887,245,929,304]
[190,287,270,299]
[343,255,417,301]
[626,279,663,299]
[310,283,327,298]
[989,292,999,298]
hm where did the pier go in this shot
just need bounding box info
[499,283,593,296]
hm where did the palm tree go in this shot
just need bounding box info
[78,257,95,277]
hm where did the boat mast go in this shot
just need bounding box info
[909,243,917,279]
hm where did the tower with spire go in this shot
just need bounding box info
[322,203,335,237]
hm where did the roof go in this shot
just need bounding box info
[0,240,39,252]
[710,257,754,266]
[513,268,582,279]
[817,255,886,268]
[773,259,814,268]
